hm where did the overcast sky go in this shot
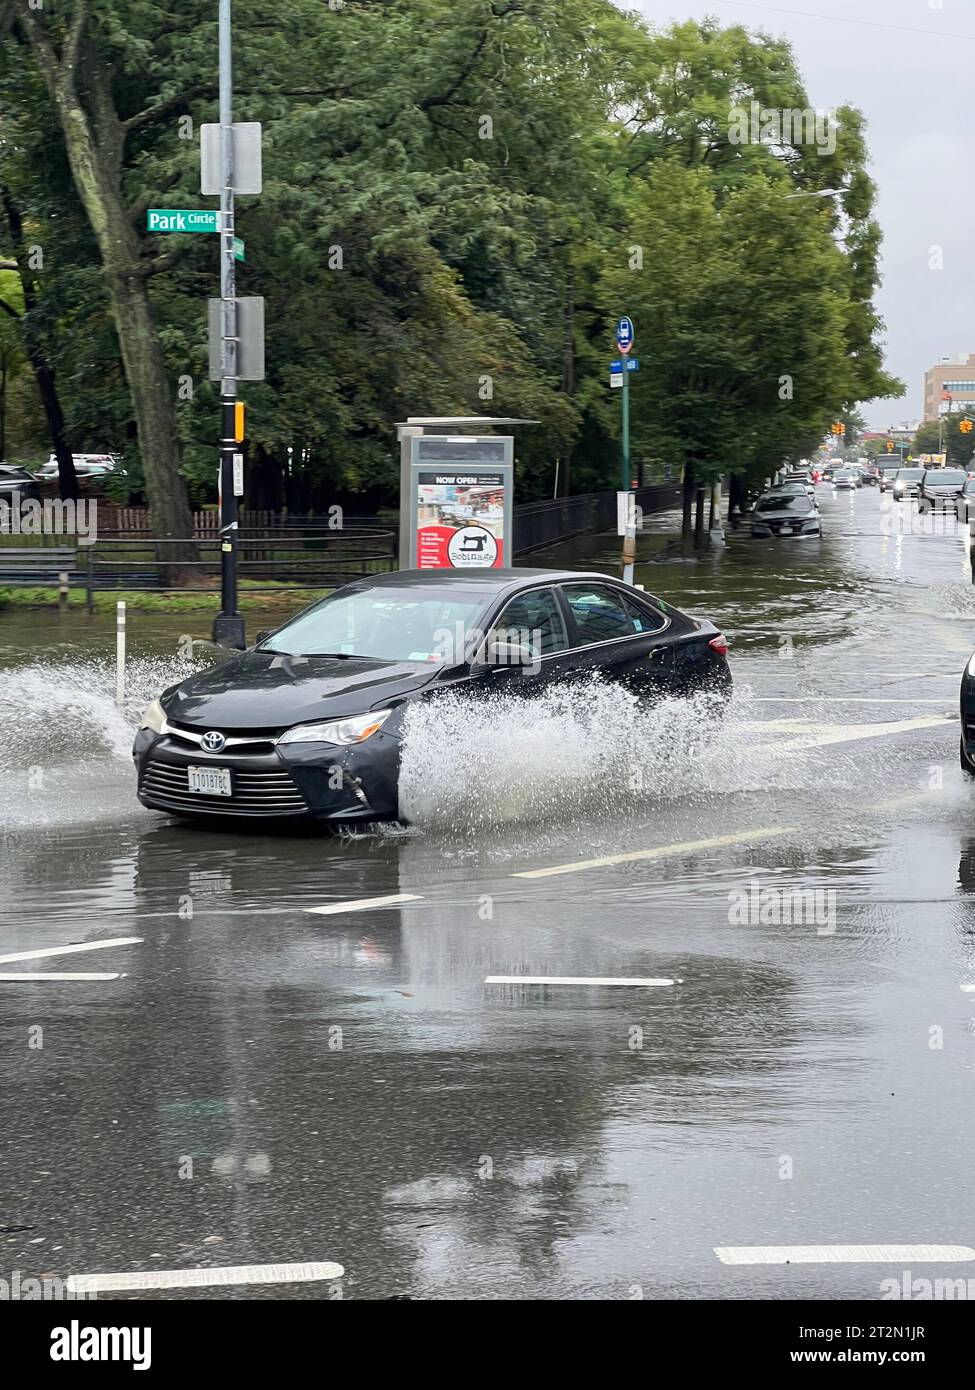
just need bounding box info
[634,0,975,427]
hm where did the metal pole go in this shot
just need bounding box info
[620,360,635,582]
[621,363,630,492]
[116,601,126,706]
[212,0,246,649]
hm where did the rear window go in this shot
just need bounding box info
[925,471,966,485]
[896,469,924,480]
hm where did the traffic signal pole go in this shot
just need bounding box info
[212,0,246,650]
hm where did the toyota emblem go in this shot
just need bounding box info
[201,730,226,753]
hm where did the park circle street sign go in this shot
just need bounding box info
[147,209,218,234]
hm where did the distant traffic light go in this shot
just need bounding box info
[886,440,894,452]
[961,419,973,435]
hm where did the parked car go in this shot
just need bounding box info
[134,569,733,824]
[957,477,975,522]
[773,478,812,500]
[918,468,968,510]
[0,464,41,503]
[890,467,925,501]
[750,491,821,538]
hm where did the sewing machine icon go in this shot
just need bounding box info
[460,532,489,553]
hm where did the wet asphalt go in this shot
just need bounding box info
[2,483,975,1300]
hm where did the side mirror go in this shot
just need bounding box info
[480,637,537,673]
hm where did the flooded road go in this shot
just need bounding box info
[3,484,975,1300]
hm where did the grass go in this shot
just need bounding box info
[0,582,332,613]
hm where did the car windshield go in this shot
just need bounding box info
[896,469,924,481]
[927,471,966,485]
[262,585,493,662]
[756,494,812,512]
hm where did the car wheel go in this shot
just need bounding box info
[961,737,975,777]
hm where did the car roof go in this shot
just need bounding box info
[348,567,624,592]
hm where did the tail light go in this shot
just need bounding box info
[709,633,729,656]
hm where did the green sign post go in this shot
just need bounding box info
[147,211,243,262]
[147,209,218,233]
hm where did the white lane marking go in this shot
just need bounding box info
[869,790,939,813]
[511,826,797,880]
[67,1260,345,1294]
[715,1244,975,1266]
[961,985,975,993]
[773,715,953,753]
[0,973,121,982]
[485,975,675,988]
[0,936,142,966]
[747,697,951,704]
[306,893,422,916]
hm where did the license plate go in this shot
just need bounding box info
[780,525,793,534]
[187,765,232,796]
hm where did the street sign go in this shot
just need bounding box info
[208,296,265,381]
[147,209,218,233]
[626,357,640,372]
[233,236,245,262]
[232,452,244,497]
[610,372,623,388]
[610,359,622,373]
[617,490,636,536]
[200,122,263,195]
[616,316,634,354]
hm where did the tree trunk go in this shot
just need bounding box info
[18,16,195,557]
[558,263,575,497]
[1,187,78,500]
[681,463,695,556]
[694,485,706,549]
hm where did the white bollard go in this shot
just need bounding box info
[116,601,126,706]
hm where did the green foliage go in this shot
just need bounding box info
[0,1,901,510]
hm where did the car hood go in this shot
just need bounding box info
[161,649,442,730]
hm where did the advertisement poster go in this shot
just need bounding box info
[415,470,506,568]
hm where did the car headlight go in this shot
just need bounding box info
[277,708,393,745]
[139,698,167,733]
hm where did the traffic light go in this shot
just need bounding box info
[831,422,846,436]
[886,440,894,452]
[961,419,973,435]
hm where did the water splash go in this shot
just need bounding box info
[0,656,201,829]
[397,677,804,833]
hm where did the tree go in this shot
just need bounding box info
[8,1,196,543]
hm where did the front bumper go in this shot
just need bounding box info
[751,522,820,537]
[133,726,402,822]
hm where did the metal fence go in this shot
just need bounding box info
[512,484,680,554]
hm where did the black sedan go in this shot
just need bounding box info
[751,491,821,538]
[961,652,975,776]
[134,569,732,824]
